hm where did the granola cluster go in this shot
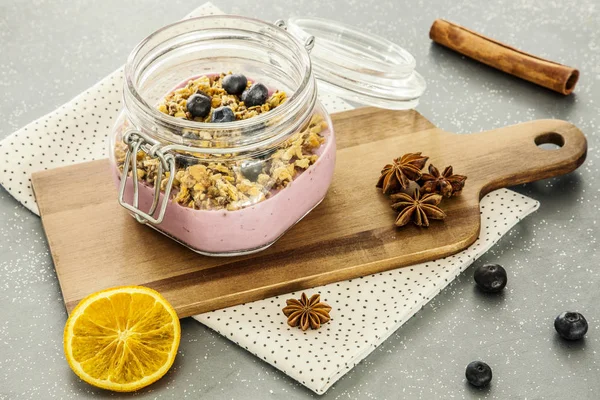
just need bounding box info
[115,114,327,211]
[157,73,287,122]
[114,72,328,211]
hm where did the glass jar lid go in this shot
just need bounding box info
[283,17,426,110]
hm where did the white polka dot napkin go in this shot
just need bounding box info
[0,2,225,215]
[0,2,540,395]
[193,190,538,394]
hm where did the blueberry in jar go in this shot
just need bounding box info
[465,361,492,388]
[240,161,264,181]
[182,131,199,139]
[474,264,507,293]
[176,155,198,169]
[257,147,277,160]
[554,311,588,340]
[222,73,248,96]
[242,83,269,107]
[211,106,235,123]
[186,93,211,118]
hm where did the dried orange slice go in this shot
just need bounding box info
[63,286,181,392]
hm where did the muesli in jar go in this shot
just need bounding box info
[110,19,336,256]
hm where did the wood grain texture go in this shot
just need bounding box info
[31,108,587,318]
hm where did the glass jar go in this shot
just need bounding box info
[109,16,335,256]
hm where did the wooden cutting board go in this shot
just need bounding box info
[31,108,586,318]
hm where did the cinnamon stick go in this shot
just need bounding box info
[429,19,579,95]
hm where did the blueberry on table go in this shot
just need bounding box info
[555,311,588,340]
[242,83,269,107]
[240,161,264,181]
[186,93,211,118]
[474,264,507,293]
[222,73,248,96]
[211,106,235,123]
[465,361,492,388]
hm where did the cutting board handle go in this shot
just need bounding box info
[463,119,587,197]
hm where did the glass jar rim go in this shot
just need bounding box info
[123,15,315,151]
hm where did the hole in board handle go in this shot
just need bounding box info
[535,132,564,151]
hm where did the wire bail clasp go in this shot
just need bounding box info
[274,19,315,53]
[118,129,176,225]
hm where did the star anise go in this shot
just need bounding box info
[282,293,332,331]
[376,152,429,194]
[419,165,467,197]
[390,188,446,227]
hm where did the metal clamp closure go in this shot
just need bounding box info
[274,19,315,53]
[118,129,176,225]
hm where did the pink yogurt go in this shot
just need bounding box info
[113,126,335,256]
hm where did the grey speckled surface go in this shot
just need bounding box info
[1,0,599,399]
